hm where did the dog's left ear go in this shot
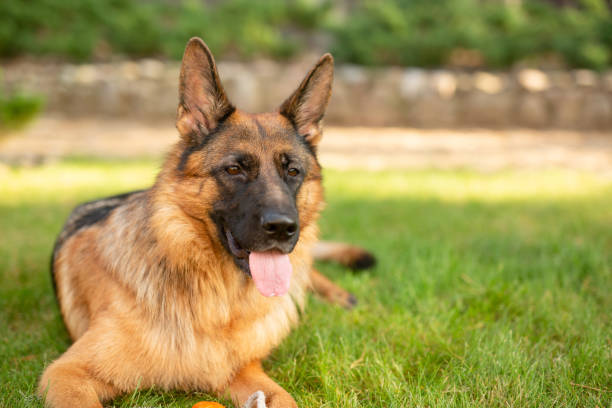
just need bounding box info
[279,54,334,146]
[176,37,234,145]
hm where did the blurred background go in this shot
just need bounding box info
[1,0,612,169]
[1,1,612,407]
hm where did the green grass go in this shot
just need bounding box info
[1,159,611,407]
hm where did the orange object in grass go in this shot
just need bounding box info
[192,402,226,408]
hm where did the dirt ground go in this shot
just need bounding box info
[1,116,611,173]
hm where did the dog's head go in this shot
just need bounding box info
[165,37,332,296]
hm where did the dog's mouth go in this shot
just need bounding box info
[224,228,293,297]
[225,228,250,260]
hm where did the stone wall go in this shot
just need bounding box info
[2,59,612,129]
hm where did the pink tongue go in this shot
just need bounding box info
[249,251,292,297]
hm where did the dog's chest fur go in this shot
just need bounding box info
[77,197,315,392]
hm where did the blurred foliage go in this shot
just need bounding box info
[0,0,611,69]
[0,0,329,61]
[330,0,612,70]
[0,73,43,132]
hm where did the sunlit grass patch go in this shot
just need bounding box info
[1,159,611,407]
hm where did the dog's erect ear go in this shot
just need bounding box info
[176,37,234,144]
[279,54,334,146]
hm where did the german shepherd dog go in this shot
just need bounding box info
[39,38,374,408]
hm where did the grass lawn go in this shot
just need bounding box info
[1,159,611,407]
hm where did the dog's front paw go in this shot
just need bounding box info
[242,390,297,408]
[243,391,266,408]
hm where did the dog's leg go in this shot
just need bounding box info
[38,334,118,408]
[226,360,297,408]
[310,268,358,309]
[313,241,376,270]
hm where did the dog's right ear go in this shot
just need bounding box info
[176,37,234,145]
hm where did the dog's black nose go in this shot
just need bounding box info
[261,212,298,240]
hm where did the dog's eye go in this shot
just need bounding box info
[287,168,299,177]
[226,165,241,176]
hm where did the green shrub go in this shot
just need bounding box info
[0,0,326,61]
[0,75,43,132]
[328,0,611,70]
[0,0,610,69]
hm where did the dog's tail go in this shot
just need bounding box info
[313,241,376,271]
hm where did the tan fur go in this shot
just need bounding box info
[312,241,376,270]
[41,118,321,406]
[39,37,368,408]
[227,361,297,407]
[309,269,356,309]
